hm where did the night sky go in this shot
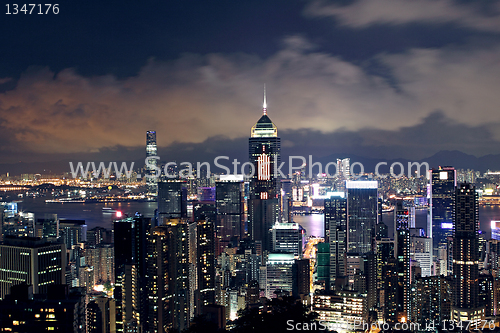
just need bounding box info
[1,0,500,170]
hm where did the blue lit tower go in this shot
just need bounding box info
[146,130,158,196]
[248,89,281,255]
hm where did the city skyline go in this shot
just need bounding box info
[1,1,500,332]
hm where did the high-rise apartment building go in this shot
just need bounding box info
[394,201,411,322]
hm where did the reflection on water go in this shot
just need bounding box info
[293,214,325,238]
[16,197,500,239]
[18,197,157,230]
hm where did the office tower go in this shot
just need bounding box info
[0,236,66,299]
[146,130,158,195]
[113,216,151,333]
[0,284,86,333]
[394,201,411,322]
[451,183,485,323]
[59,219,87,248]
[216,178,244,253]
[157,181,187,220]
[411,235,432,277]
[346,180,378,254]
[2,211,35,238]
[412,276,451,327]
[265,253,294,298]
[312,290,367,331]
[35,213,59,238]
[197,218,216,311]
[336,158,350,178]
[248,91,281,255]
[271,222,302,258]
[324,194,347,291]
[429,167,456,258]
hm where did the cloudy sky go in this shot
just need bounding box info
[1,0,500,170]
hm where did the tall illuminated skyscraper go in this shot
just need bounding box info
[346,180,378,255]
[451,183,484,323]
[248,89,281,255]
[394,201,411,322]
[215,177,244,253]
[429,167,456,258]
[146,130,158,196]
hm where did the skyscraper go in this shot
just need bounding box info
[113,216,151,332]
[271,222,303,258]
[196,218,216,312]
[157,181,187,221]
[248,91,281,255]
[146,130,158,196]
[346,180,378,254]
[216,177,244,252]
[0,236,66,299]
[324,194,347,291]
[147,219,192,333]
[429,167,456,260]
[451,183,485,323]
[336,158,350,178]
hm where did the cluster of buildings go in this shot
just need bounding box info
[0,97,499,332]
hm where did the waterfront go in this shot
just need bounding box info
[16,197,500,239]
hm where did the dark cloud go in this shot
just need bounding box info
[305,0,500,32]
[1,32,500,165]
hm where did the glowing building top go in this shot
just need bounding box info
[250,87,278,138]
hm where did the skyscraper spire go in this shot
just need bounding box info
[263,84,267,115]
